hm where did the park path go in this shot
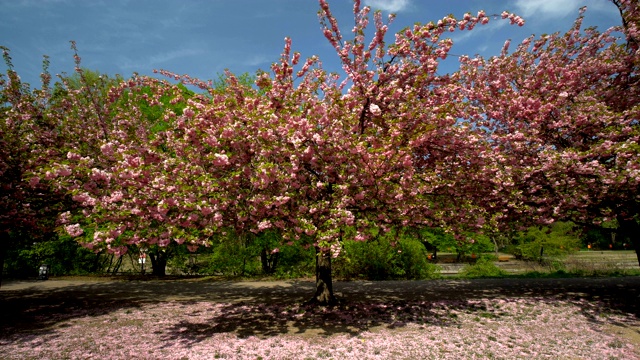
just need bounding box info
[2,276,639,348]
[2,276,640,306]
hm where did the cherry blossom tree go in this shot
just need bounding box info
[50,77,206,275]
[458,1,640,264]
[0,48,75,285]
[19,1,636,307]
[120,1,523,302]
[44,1,530,302]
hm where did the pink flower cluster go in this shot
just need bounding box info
[64,223,84,237]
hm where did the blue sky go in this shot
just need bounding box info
[1,0,623,88]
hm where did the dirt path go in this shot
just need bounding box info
[2,276,640,307]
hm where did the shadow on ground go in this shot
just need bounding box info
[1,276,639,341]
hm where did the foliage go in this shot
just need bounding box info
[412,227,494,259]
[459,1,640,263]
[397,236,441,279]
[51,68,123,108]
[459,255,507,278]
[209,71,263,96]
[205,233,260,277]
[164,231,315,278]
[334,231,439,280]
[582,228,615,250]
[3,234,103,277]
[510,222,582,261]
[334,237,398,280]
[269,240,316,279]
[164,244,209,275]
[136,82,194,133]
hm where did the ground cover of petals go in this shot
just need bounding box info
[1,293,638,360]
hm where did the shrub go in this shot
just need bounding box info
[272,244,315,279]
[459,256,507,278]
[397,237,440,279]
[334,237,399,280]
[204,234,260,277]
[333,232,440,280]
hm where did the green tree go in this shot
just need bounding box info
[512,222,581,261]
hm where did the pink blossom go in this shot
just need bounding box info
[369,103,381,116]
[213,153,229,166]
[67,151,81,160]
[28,176,40,187]
[104,191,124,203]
[187,244,199,252]
[64,223,84,237]
[58,211,71,224]
[258,220,272,231]
[100,142,115,156]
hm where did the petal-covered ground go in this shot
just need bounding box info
[1,277,639,359]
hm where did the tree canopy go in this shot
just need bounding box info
[1,0,638,302]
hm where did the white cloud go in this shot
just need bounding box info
[514,0,584,18]
[364,0,410,13]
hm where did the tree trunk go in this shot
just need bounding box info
[618,217,640,267]
[111,255,123,275]
[149,251,168,277]
[105,254,115,273]
[633,236,640,267]
[311,246,336,305]
[0,232,7,289]
[91,251,102,273]
[260,248,279,274]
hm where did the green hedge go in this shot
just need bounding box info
[334,235,440,280]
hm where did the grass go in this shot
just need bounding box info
[447,251,640,280]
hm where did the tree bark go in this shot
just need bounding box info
[0,232,7,289]
[492,236,499,257]
[618,217,640,267]
[149,250,168,276]
[311,246,336,305]
[633,236,640,268]
[260,248,279,274]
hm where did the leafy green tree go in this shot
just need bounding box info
[207,231,260,277]
[4,234,102,277]
[408,227,493,261]
[210,71,261,95]
[512,222,581,261]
